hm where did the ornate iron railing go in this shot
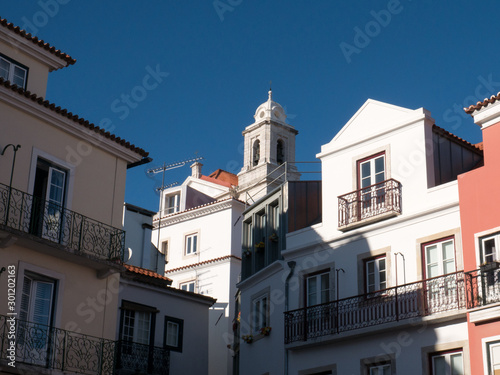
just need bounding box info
[115,340,169,375]
[284,271,465,344]
[465,266,500,309]
[0,315,115,374]
[0,183,124,261]
[338,178,402,228]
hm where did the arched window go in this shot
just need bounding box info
[277,139,285,165]
[253,140,260,167]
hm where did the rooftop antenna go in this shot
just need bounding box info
[147,156,203,273]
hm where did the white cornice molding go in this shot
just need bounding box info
[0,87,143,163]
[470,100,500,129]
[236,260,284,290]
[0,28,68,71]
[155,200,235,227]
[165,255,240,275]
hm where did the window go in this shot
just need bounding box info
[161,240,169,262]
[185,233,198,255]
[480,233,500,264]
[423,237,456,278]
[358,153,386,214]
[164,316,183,352]
[277,139,285,164]
[365,256,387,293]
[164,193,180,215]
[252,293,269,333]
[180,280,195,293]
[306,271,330,306]
[431,350,464,375]
[31,158,68,240]
[0,54,28,88]
[486,340,500,375]
[122,310,151,345]
[253,139,260,166]
[368,363,391,375]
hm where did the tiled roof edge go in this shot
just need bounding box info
[165,255,242,273]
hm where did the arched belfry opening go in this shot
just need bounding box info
[277,139,285,165]
[253,139,260,167]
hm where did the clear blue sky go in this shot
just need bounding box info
[3,1,498,211]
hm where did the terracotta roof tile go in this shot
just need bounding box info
[165,255,241,274]
[207,169,238,186]
[464,92,500,114]
[0,17,76,67]
[432,125,483,152]
[124,264,172,282]
[0,77,149,157]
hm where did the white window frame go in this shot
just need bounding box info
[366,256,387,293]
[0,54,28,88]
[252,293,269,334]
[180,280,196,293]
[161,240,169,262]
[423,238,456,279]
[164,316,183,352]
[122,309,151,345]
[164,193,180,215]
[185,233,198,255]
[480,233,500,265]
[359,153,386,189]
[306,271,330,307]
[431,350,464,375]
[368,363,391,375]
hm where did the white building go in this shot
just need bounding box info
[119,203,216,375]
[152,91,302,375]
[238,99,483,375]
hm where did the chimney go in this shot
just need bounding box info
[191,162,203,179]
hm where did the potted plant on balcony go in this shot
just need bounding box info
[480,261,500,272]
[269,232,278,243]
[242,334,253,344]
[255,241,265,252]
[259,326,272,336]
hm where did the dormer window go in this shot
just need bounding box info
[0,54,28,89]
[253,139,260,167]
[277,139,285,165]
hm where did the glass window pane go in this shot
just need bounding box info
[426,245,438,263]
[433,356,446,374]
[13,66,26,86]
[450,353,463,375]
[0,59,10,79]
[375,156,385,174]
[361,162,371,179]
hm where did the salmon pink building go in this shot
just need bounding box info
[459,95,500,375]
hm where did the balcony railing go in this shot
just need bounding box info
[284,271,465,344]
[465,266,500,309]
[0,183,124,261]
[0,315,115,374]
[115,340,170,375]
[338,178,402,229]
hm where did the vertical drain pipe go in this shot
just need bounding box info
[284,260,296,375]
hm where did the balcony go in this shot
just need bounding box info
[0,183,124,261]
[338,178,402,230]
[465,266,500,309]
[0,315,115,374]
[284,271,465,344]
[115,340,170,375]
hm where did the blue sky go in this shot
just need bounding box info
[3,1,499,211]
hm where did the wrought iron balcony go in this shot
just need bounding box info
[0,315,115,374]
[0,183,124,261]
[465,266,500,309]
[284,271,465,344]
[338,179,402,230]
[115,340,170,375]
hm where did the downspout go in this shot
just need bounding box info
[284,260,296,375]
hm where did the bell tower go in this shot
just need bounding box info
[237,90,300,202]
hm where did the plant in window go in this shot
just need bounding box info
[269,232,278,242]
[259,326,272,336]
[480,260,500,272]
[242,334,253,344]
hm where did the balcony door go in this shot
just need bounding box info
[357,153,385,219]
[31,158,67,242]
[423,238,458,313]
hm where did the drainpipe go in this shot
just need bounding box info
[284,260,296,375]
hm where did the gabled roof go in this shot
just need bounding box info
[165,255,241,274]
[464,92,500,114]
[0,77,149,157]
[124,264,172,284]
[0,17,75,67]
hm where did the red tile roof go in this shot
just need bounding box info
[208,169,238,186]
[166,255,241,274]
[0,77,149,157]
[464,92,500,114]
[432,125,483,152]
[0,18,76,67]
[124,264,172,283]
